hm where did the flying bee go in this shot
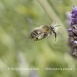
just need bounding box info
[30,22,60,41]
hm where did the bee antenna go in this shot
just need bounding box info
[54,25,61,27]
[51,21,56,27]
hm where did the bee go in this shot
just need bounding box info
[30,22,60,41]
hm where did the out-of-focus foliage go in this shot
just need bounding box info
[0,0,77,77]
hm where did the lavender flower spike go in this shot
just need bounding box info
[67,5,77,57]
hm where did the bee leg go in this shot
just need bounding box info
[53,31,57,41]
[43,33,48,38]
[34,38,39,41]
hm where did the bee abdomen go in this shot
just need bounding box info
[30,30,39,39]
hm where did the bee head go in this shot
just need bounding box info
[50,22,60,31]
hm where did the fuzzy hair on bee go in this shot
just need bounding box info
[30,22,60,41]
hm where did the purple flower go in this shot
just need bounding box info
[66,12,72,26]
[70,6,77,26]
[66,12,72,20]
[67,6,77,57]
[66,6,77,26]
[71,18,77,25]
[74,41,77,44]
[68,28,72,32]
[72,12,77,18]
[71,5,77,14]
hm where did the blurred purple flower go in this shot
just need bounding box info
[72,12,77,18]
[66,12,72,26]
[71,18,77,26]
[66,6,77,26]
[67,6,77,57]
[68,28,72,32]
[71,5,77,15]
[71,5,77,25]
[66,12,72,20]
[72,18,77,23]
[74,41,77,44]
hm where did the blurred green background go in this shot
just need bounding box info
[0,0,77,77]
